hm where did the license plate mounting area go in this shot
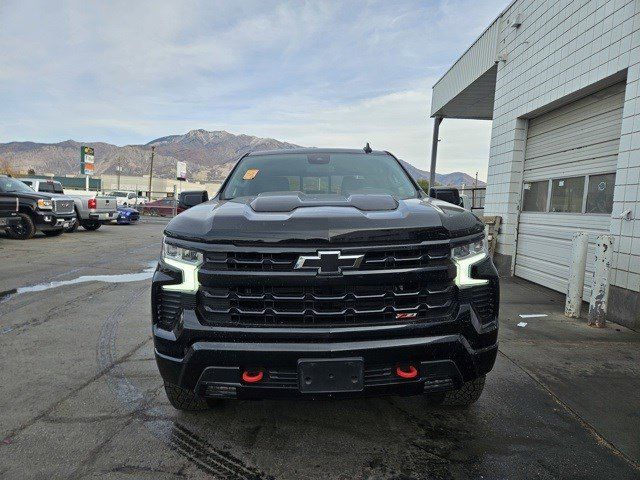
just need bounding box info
[298,357,364,393]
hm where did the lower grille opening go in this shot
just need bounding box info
[155,289,195,331]
[470,283,497,324]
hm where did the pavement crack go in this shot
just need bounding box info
[1,285,154,441]
[0,284,113,337]
[97,284,274,480]
[497,349,640,472]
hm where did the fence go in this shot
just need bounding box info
[459,187,486,212]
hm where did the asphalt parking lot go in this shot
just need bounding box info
[1,221,639,480]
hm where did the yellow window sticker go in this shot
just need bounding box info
[243,169,259,180]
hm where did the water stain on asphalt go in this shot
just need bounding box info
[5,263,156,297]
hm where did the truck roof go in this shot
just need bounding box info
[247,148,391,156]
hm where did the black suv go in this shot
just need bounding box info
[0,176,76,239]
[152,148,499,410]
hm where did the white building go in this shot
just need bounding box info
[431,0,639,329]
[99,174,221,199]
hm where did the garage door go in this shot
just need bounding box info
[515,82,624,300]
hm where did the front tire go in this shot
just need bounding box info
[81,220,101,231]
[426,376,486,408]
[7,213,36,240]
[42,228,64,237]
[164,384,210,411]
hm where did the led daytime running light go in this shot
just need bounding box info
[452,236,489,288]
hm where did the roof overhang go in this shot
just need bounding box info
[430,12,501,120]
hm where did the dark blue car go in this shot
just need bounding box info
[115,206,139,224]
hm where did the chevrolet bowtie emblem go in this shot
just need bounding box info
[294,250,364,275]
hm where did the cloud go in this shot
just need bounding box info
[0,0,505,178]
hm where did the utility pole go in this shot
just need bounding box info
[148,146,155,201]
[116,165,122,190]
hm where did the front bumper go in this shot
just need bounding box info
[34,211,76,231]
[152,257,500,400]
[154,318,498,399]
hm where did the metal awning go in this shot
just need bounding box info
[431,65,497,120]
[427,12,502,184]
[430,16,501,120]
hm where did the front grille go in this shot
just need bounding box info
[203,244,450,272]
[470,283,497,323]
[197,242,457,328]
[197,282,456,327]
[53,199,74,214]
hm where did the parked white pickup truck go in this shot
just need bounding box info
[19,178,118,232]
[107,191,148,207]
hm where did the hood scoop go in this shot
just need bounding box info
[249,193,399,213]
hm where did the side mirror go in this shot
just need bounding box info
[178,190,209,209]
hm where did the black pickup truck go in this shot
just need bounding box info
[0,176,76,239]
[152,148,499,410]
[0,193,20,232]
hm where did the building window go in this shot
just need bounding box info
[521,173,617,215]
[522,181,549,212]
[585,173,615,214]
[550,177,584,213]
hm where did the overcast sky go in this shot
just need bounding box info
[0,0,506,178]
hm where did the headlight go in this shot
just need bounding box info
[37,198,53,210]
[162,241,203,265]
[161,239,203,293]
[451,236,489,288]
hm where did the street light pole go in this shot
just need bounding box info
[148,146,155,201]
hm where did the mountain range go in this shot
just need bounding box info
[0,129,484,187]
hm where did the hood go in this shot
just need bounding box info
[164,193,483,245]
[46,193,74,200]
[13,191,58,201]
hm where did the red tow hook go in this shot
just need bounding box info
[242,370,264,383]
[396,365,418,379]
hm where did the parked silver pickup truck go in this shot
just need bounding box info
[19,178,118,232]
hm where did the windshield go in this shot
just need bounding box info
[110,191,128,197]
[38,181,64,194]
[0,177,37,194]
[222,153,418,200]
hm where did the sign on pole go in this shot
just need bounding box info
[80,146,95,175]
[176,161,187,181]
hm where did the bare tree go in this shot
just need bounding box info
[0,158,17,176]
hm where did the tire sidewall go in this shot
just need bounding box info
[81,220,102,231]
[65,210,79,233]
[9,212,36,240]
